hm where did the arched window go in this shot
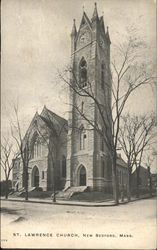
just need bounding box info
[79,57,87,88]
[31,136,42,159]
[79,165,86,186]
[42,171,44,179]
[80,126,86,150]
[62,155,66,178]
[101,159,105,178]
[34,141,38,158]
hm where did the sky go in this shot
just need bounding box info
[1,0,156,176]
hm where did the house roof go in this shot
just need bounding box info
[132,166,148,174]
[117,156,127,168]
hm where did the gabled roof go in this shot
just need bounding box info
[132,166,148,174]
[21,106,67,148]
[152,173,157,177]
[39,115,57,136]
[39,106,68,136]
[40,106,67,126]
[117,156,127,168]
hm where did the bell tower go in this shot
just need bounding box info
[66,3,112,191]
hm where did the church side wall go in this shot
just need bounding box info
[56,130,67,190]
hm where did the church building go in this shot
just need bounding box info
[12,106,68,192]
[12,3,128,194]
[66,3,112,192]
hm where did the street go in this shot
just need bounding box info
[1,197,156,249]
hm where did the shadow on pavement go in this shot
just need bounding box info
[0,207,20,215]
[11,216,27,223]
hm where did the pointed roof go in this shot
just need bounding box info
[75,11,92,41]
[99,16,105,33]
[91,2,98,22]
[40,106,67,125]
[73,3,111,44]
[106,26,111,44]
[80,11,92,28]
[71,19,77,37]
[117,156,127,169]
[132,166,148,174]
[21,106,67,148]
[40,106,68,135]
[39,115,57,136]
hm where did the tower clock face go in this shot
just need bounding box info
[79,31,90,46]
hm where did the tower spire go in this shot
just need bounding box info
[92,2,98,21]
[71,19,77,37]
[106,26,111,44]
[71,19,77,53]
[100,14,105,33]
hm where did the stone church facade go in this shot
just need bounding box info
[12,4,128,193]
[66,4,112,192]
[12,106,67,191]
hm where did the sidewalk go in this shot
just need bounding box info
[1,196,116,207]
[1,194,155,207]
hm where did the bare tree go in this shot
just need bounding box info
[133,117,156,197]
[1,137,19,199]
[129,114,155,197]
[119,113,156,200]
[34,108,67,202]
[10,104,31,201]
[58,31,156,204]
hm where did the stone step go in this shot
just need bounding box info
[9,187,39,197]
[28,187,37,192]
[54,186,88,200]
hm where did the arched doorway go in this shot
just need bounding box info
[32,166,39,187]
[79,165,86,186]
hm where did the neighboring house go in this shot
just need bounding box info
[12,4,128,193]
[131,166,150,192]
[151,173,157,191]
[116,155,128,191]
[12,157,21,191]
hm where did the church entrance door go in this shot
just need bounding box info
[32,166,39,187]
[79,165,86,186]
